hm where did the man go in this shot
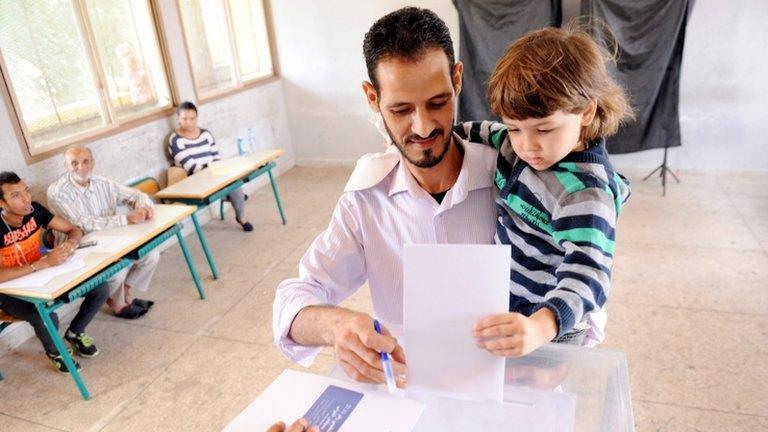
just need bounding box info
[273,7,498,385]
[0,171,108,372]
[47,146,159,319]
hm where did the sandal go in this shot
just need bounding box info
[132,298,155,310]
[114,303,148,319]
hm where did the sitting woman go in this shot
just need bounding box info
[167,101,253,232]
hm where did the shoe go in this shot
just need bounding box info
[131,298,155,311]
[47,352,82,374]
[113,303,148,319]
[65,330,99,358]
[236,219,254,232]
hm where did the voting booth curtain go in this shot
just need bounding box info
[454,0,694,154]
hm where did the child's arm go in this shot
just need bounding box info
[475,184,620,356]
[453,121,509,151]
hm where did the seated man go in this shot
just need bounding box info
[0,171,108,372]
[47,146,159,319]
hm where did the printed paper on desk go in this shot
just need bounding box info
[82,235,134,253]
[0,250,88,289]
[223,370,425,432]
[403,244,510,402]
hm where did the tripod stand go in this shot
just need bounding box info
[642,144,680,196]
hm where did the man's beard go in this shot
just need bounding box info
[381,117,453,169]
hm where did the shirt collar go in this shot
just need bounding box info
[388,132,496,203]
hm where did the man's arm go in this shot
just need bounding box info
[0,215,80,283]
[273,194,406,384]
[47,215,83,246]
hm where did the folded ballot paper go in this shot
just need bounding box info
[223,370,425,432]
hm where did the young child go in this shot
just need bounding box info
[461,25,633,356]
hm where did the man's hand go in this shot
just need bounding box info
[40,243,75,267]
[330,311,407,386]
[140,206,154,220]
[266,418,318,432]
[126,208,148,224]
[474,308,558,357]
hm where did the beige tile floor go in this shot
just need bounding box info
[0,165,766,431]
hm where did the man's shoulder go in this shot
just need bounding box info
[343,146,400,193]
[47,174,72,196]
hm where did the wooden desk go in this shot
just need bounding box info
[155,150,287,279]
[0,204,204,400]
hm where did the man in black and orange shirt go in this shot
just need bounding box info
[0,171,108,373]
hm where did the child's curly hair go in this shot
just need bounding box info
[487,23,633,142]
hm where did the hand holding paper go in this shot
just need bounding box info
[474,308,559,357]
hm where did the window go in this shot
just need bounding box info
[0,0,173,157]
[177,0,275,100]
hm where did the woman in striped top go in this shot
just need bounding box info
[168,101,253,232]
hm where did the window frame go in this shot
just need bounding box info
[175,0,279,105]
[0,0,179,164]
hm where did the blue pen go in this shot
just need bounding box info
[373,319,397,394]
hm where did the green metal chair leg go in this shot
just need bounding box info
[219,200,225,221]
[33,302,91,400]
[267,167,287,225]
[175,230,206,300]
[191,212,219,279]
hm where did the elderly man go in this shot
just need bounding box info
[273,7,498,385]
[47,146,159,319]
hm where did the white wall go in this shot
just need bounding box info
[0,0,295,205]
[270,0,459,162]
[272,0,768,172]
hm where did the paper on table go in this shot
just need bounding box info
[82,234,134,253]
[403,244,510,402]
[223,370,425,432]
[0,248,89,289]
[208,158,251,176]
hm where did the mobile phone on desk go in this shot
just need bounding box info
[77,240,98,249]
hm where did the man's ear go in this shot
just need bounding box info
[452,61,464,95]
[581,99,598,126]
[361,81,380,113]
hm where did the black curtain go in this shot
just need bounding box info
[582,0,694,154]
[453,0,560,122]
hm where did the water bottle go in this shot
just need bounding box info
[236,137,246,155]
[247,127,256,152]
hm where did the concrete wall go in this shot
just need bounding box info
[270,0,459,162]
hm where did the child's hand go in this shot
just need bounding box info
[473,308,558,357]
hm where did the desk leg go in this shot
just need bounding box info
[191,212,219,279]
[176,229,206,300]
[268,166,287,225]
[33,302,91,400]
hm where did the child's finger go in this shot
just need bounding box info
[473,313,521,332]
[474,323,517,339]
[477,335,519,351]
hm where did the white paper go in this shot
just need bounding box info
[82,234,134,253]
[223,370,425,432]
[403,244,510,402]
[0,249,88,289]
